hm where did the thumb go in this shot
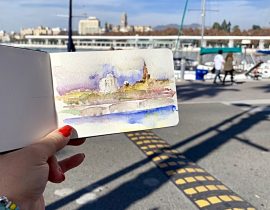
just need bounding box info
[37,125,74,158]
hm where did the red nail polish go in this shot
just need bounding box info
[58,125,73,137]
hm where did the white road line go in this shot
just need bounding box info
[54,188,74,197]
[76,192,97,205]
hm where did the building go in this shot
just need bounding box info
[112,25,120,33]
[20,28,34,36]
[0,30,11,42]
[52,27,62,35]
[134,25,153,33]
[79,17,102,35]
[33,26,51,36]
[120,13,128,28]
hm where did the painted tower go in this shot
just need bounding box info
[99,73,118,94]
[142,62,150,82]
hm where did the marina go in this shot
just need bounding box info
[4,35,270,81]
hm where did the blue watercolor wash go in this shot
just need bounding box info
[64,105,177,125]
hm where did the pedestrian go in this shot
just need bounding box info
[223,52,235,85]
[213,49,225,84]
[0,125,85,210]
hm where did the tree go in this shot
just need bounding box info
[221,20,227,31]
[232,25,241,35]
[232,25,240,32]
[212,22,221,30]
[252,25,261,30]
[227,21,231,32]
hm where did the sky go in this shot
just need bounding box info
[0,0,269,32]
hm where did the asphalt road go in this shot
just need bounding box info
[44,80,270,210]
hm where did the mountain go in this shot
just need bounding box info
[154,23,201,31]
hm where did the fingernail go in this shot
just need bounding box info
[58,125,73,137]
[61,173,65,181]
[58,167,63,174]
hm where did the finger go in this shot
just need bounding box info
[68,138,86,146]
[59,153,85,173]
[37,125,74,158]
[48,155,65,183]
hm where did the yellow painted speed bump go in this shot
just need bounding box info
[126,131,256,210]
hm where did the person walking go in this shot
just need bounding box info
[223,52,235,85]
[213,50,225,84]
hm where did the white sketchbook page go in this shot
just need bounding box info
[50,49,179,138]
[0,45,56,152]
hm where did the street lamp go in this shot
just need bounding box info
[67,0,76,52]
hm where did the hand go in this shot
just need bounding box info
[0,125,85,210]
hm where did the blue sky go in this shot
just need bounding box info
[0,0,269,32]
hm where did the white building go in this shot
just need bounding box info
[99,74,118,94]
[0,31,10,42]
[134,25,153,33]
[120,13,128,28]
[79,17,102,35]
[52,27,62,35]
[33,26,51,36]
[20,28,34,36]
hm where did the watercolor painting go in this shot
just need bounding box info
[50,49,179,137]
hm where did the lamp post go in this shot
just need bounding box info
[67,0,76,52]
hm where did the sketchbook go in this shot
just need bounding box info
[0,45,179,152]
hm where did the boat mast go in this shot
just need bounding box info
[198,0,206,64]
[201,0,206,48]
[67,0,76,52]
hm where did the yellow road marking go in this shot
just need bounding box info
[184,177,196,183]
[207,196,222,204]
[230,195,243,201]
[196,186,208,193]
[166,170,176,176]
[206,185,218,191]
[146,151,154,155]
[186,168,196,173]
[158,163,168,168]
[217,185,228,190]
[176,179,186,185]
[168,161,177,166]
[219,195,233,202]
[184,188,197,195]
[177,169,186,174]
[195,199,210,208]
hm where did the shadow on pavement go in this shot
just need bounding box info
[254,83,270,93]
[180,105,270,162]
[46,105,269,210]
[176,81,242,101]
